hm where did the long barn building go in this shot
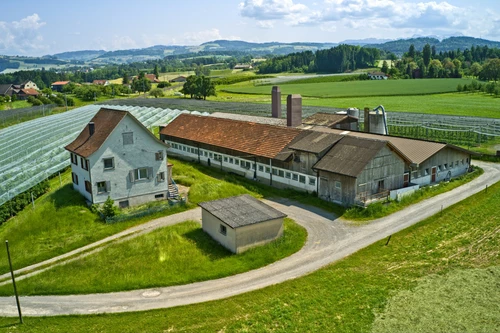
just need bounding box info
[159,103,475,206]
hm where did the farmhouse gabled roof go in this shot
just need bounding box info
[65,108,167,158]
[161,114,303,159]
[18,88,39,96]
[288,131,343,154]
[198,194,287,229]
[313,136,391,177]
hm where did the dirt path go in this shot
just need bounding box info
[0,161,498,317]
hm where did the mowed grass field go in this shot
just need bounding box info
[222,78,473,98]
[1,170,498,332]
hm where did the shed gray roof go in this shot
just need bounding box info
[313,136,388,177]
[198,194,287,229]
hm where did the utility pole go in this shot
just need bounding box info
[6,241,23,324]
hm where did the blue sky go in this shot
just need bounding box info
[1,0,499,56]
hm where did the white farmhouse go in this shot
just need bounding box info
[65,108,171,208]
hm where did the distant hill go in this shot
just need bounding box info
[371,36,500,55]
[52,50,106,61]
[198,40,338,54]
[339,38,393,46]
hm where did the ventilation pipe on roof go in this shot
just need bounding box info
[271,86,281,118]
[89,122,95,136]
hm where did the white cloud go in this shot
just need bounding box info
[239,0,308,20]
[257,20,275,29]
[0,14,47,55]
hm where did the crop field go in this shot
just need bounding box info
[221,78,474,98]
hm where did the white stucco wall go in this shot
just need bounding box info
[71,115,169,206]
[201,209,237,253]
[166,141,317,193]
[70,154,92,202]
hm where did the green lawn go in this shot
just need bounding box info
[222,78,473,98]
[0,219,305,295]
[1,169,498,332]
[0,100,30,110]
[0,171,190,275]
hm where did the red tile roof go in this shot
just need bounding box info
[145,74,160,83]
[19,88,39,95]
[65,108,128,158]
[161,114,303,159]
[51,81,70,86]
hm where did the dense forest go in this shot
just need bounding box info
[258,45,381,74]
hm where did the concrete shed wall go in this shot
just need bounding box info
[235,218,284,253]
[202,209,237,253]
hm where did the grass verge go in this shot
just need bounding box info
[0,218,305,295]
[1,167,498,332]
[344,166,484,222]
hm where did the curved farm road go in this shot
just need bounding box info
[0,161,499,317]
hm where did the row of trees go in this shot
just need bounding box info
[385,44,500,80]
[257,45,381,74]
[457,80,500,96]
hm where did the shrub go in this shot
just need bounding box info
[101,196,118,219]
[157,82,171,88]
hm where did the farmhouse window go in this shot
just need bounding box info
[81,157,89,171]
[292,173,298,181]
[219,224,227,236]
[182,146,187,152]
[72,172,79,185]
[129,167,153,182]
[103,157,114,170]
[157,172,165,182]
[122,132,134,145]
[155,151,163,161]
[97,181,110,194]
[191,148,196,154]
[84,181,91,193]
[242,161,251,169]
[71,153,78,165]
[299,175,306,184]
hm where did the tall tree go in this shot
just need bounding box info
[381,60,389,74]
[423,43,431,67]
[122,72,129,85]
[154,64,159,79]
[408,44,416,59]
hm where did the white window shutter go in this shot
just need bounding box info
[129,170,135,182]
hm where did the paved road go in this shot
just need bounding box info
[0,161,498,317]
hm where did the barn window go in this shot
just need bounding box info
[219,224,227,236]
[229,158,233,164]
[299,175,306,184]
[278,170,284,177]
[265,167,271,173]
[292,173,298,181]
[258,165,264,172]
[425,168,429,176]
[285,172,291,179]
[122,132,133,145]
[309,177,316,186]
[335,181,341,189]
[224,156,228,162]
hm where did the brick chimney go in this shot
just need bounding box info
[271,86,281,118]
[89,122,95,136]
[287,94,302,127]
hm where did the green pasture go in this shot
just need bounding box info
[0,219,305,295]
[221,78,474,98]
[2,168,499,332]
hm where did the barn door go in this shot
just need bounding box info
[431,167,437,182]
[403,173,409,187]
[319,177,329,199]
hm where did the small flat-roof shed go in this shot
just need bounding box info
[198,194,287,253]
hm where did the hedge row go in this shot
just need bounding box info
[0,180,50,225]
